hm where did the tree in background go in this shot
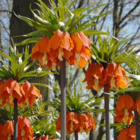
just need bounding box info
[0,0,140,140]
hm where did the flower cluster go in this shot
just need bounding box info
[114,94,135,125]
[118,125,139,140]
[56,112,96,134]
[0,121,14,140]
[31,30,91,70]
[84,62,129,92]
[115,94,140,125]
[0,78,41,107]
[0,116,33,140]
[18,116,34,140]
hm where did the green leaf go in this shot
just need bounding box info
[83,30,109,36]
[17,38,40,46]
[15,13,34,27]
[13,31,41,38]
[0,51,11,61]
[32,83,61,92]
[118,87,140,93]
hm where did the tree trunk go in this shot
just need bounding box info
[10,0,51,111]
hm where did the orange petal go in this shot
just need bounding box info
[80,46,91,62]
[49,29,63,50]
[31,42,43,60]
[70,33,83,53]
[123,94,134,110]
[60,32,73,51]
[56,116,61,132]
[78,57,88,68]
[2,121,14,135]
[78,32,91,48]
[38,37,51,53]
[116,95,125,111]
[117,128,128,140]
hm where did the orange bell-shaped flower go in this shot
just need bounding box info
[0,78,22,106]
[0,81,6,107]
[20,81,41,106]
[83,63,104,92]
[78,113,96,133]
[18,116,34,140]
[71,31,91,68]
[114,94,135,125]
[56,112,79,134]
[66,112,79,134]
[117,128,128,140]
[118,125,138,140]
[104,62,129,90]
[0,123,8,140]
[1,120,14,140]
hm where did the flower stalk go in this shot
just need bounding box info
[60,59,66,140]
[75,131,78,140]
[104,84,110,140]
[14,98,18,140]
[134,110,140,140]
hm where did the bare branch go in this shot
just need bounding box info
[0,20,10,36]
[69,69,79,89]
[0,10,12,13]
[118,0,125,21]
[118,1,140,25]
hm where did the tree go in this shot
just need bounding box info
[10,0,52,108]
[0,0,140,139]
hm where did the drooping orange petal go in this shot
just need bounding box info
[60,32,73,51]
[78,57,88,68]
[56,116,61,132]
[80,46,91,62]
[49,29,63,50]
[136,97,140,115]
[12,82,22,102]
[66,112,79,124]
[63,49,74,60]
[123,94,134,110]
[2,121,14,135]
[78,32,91,48]
[70,33,83,53]
[116,95,125,111]
[117,128,128,140]
[20,81,41,106]
[38,37,51,53]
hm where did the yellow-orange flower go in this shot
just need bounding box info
[114,94,135,125]
[0,78,22,106]
[104,62,129,90]
[1,120,14,140]
[18,116,34,140]
[20,81,41,106]
[83,63,104,92]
